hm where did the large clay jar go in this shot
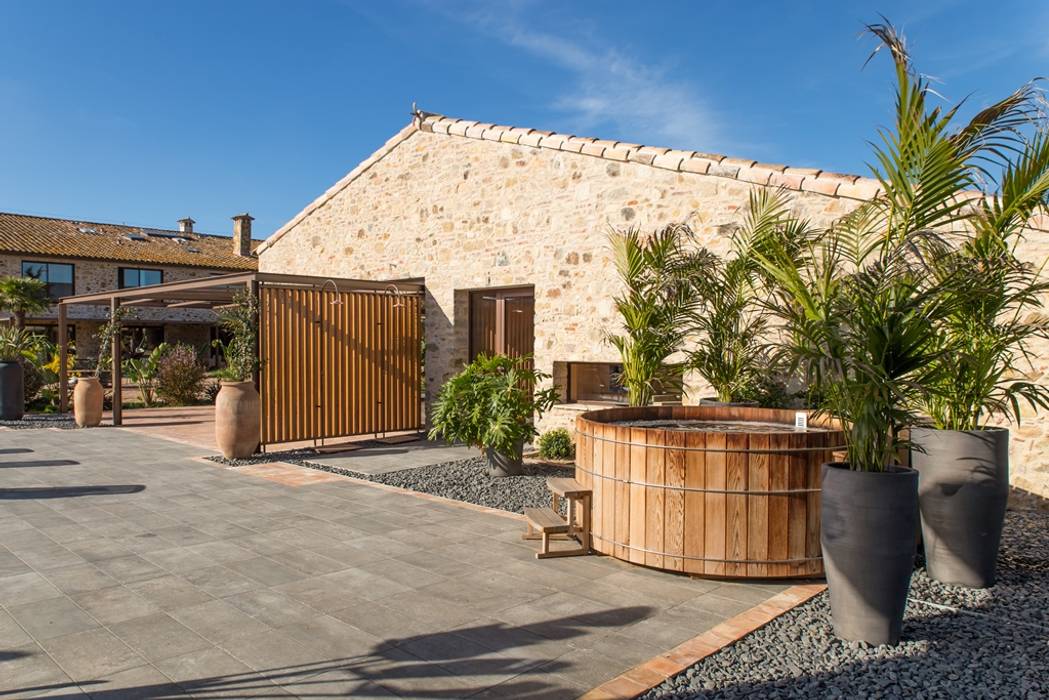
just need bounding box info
[73,377,104,428]
[215,381,260,459]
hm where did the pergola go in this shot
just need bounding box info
[57,272,425,435]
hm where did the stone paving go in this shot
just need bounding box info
[0,426,790,698]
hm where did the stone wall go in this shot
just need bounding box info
[258,124,1049,497]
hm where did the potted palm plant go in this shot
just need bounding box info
[0,276,50,330]
[428,354,559,476]
[75,306,129,427]
[754,23,979,645]
[607,223,712,406]
[687,191,810,406]
[0,327,34,420]
[213,290,260,459]
[913,106,1049,588]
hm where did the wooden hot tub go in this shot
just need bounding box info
[575,405,844,579]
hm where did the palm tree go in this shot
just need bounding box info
[0,276,50,330]
[687,190,813,404]
[606,224,714,406]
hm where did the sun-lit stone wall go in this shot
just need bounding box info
[259,126,1049,497]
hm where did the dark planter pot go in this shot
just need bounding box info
[486,441,525,477]
[911,426,1008,589]
[0,361,24,421]
[821,462,918,646]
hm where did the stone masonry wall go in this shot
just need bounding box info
[259,126,1049,497]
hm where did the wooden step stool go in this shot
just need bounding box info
[522,477,592,559]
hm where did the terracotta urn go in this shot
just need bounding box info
[73,376,104,428]
[215,380,260,459]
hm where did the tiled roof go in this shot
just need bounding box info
[0,212,259,270]
[258,110,1049,253]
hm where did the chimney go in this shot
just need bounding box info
[231,213,254,257]
[177,217,195,234]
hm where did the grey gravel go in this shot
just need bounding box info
[206,449,320,467]
[643,507,1049,699]
[295,456,574,514]
[0,414,77,430]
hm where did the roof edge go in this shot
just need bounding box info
[256,123,419,254]
[258,111,1049,253]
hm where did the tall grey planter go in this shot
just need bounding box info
[0,361,24,421]
[911,426,1008,589]
[821,462,918,646]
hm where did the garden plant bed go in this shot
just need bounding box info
[294,456,574,514]
[642,507,1048,699]
[0,414,77,430]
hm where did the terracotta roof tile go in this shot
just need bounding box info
[254,109,1049,255]
[0,212,259,270]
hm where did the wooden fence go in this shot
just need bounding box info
[258,284,423,446]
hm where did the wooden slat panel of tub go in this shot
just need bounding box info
[787,431,808,577]
[767,432,791,577]
[724,433,748,577]
[703,431,727,577]
[683,430,706,576]
[747,432,771,578]
[663,429,686,572]
[614,425,630,561]
[645,428,666,570]
[628,427,647,565]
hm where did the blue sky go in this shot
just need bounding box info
[1,0,1046,238]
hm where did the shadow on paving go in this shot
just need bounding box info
[0,459,80,469]
[15,608,654,699]
[0,448,33,455]
[0,484,144,499]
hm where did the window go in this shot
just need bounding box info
[119,268,163,289]
[468,288,534,360]
[22,261,74,300]
[565,362,684,404]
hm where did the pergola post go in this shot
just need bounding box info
[58,303,68,413]
[111,298,122,426]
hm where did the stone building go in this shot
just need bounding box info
[256,111,1049,497]
[0,212,259,365]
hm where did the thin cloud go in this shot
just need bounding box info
[439,3,721,150]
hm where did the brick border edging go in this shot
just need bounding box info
[579,583,827,699]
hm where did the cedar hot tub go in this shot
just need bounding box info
[575,405,844,579]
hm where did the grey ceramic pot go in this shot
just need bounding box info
[821,462,918,646]
[911,426,1008,589]
[486,441,525,477]
[0,361,24,421]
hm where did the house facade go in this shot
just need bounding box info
[0,212,259,365]
[256,111,1049,497]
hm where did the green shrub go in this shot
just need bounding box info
[538,428,575,460]
[155,344,206,406]
[428,354,559,461]
[22,362,46,405]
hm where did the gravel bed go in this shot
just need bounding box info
[643,507,1048,699]
[294,456,574,514]
[206,449,323,467]
[0,414,77,430]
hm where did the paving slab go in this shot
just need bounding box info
[0,426,792,697]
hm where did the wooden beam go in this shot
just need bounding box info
[121,298,158,306]
[58,303,68,414]
[111,298,122,426]
[166,300,215,308]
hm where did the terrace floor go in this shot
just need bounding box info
[0,427,795,698]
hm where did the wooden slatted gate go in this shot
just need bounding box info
[258,284,423,446]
